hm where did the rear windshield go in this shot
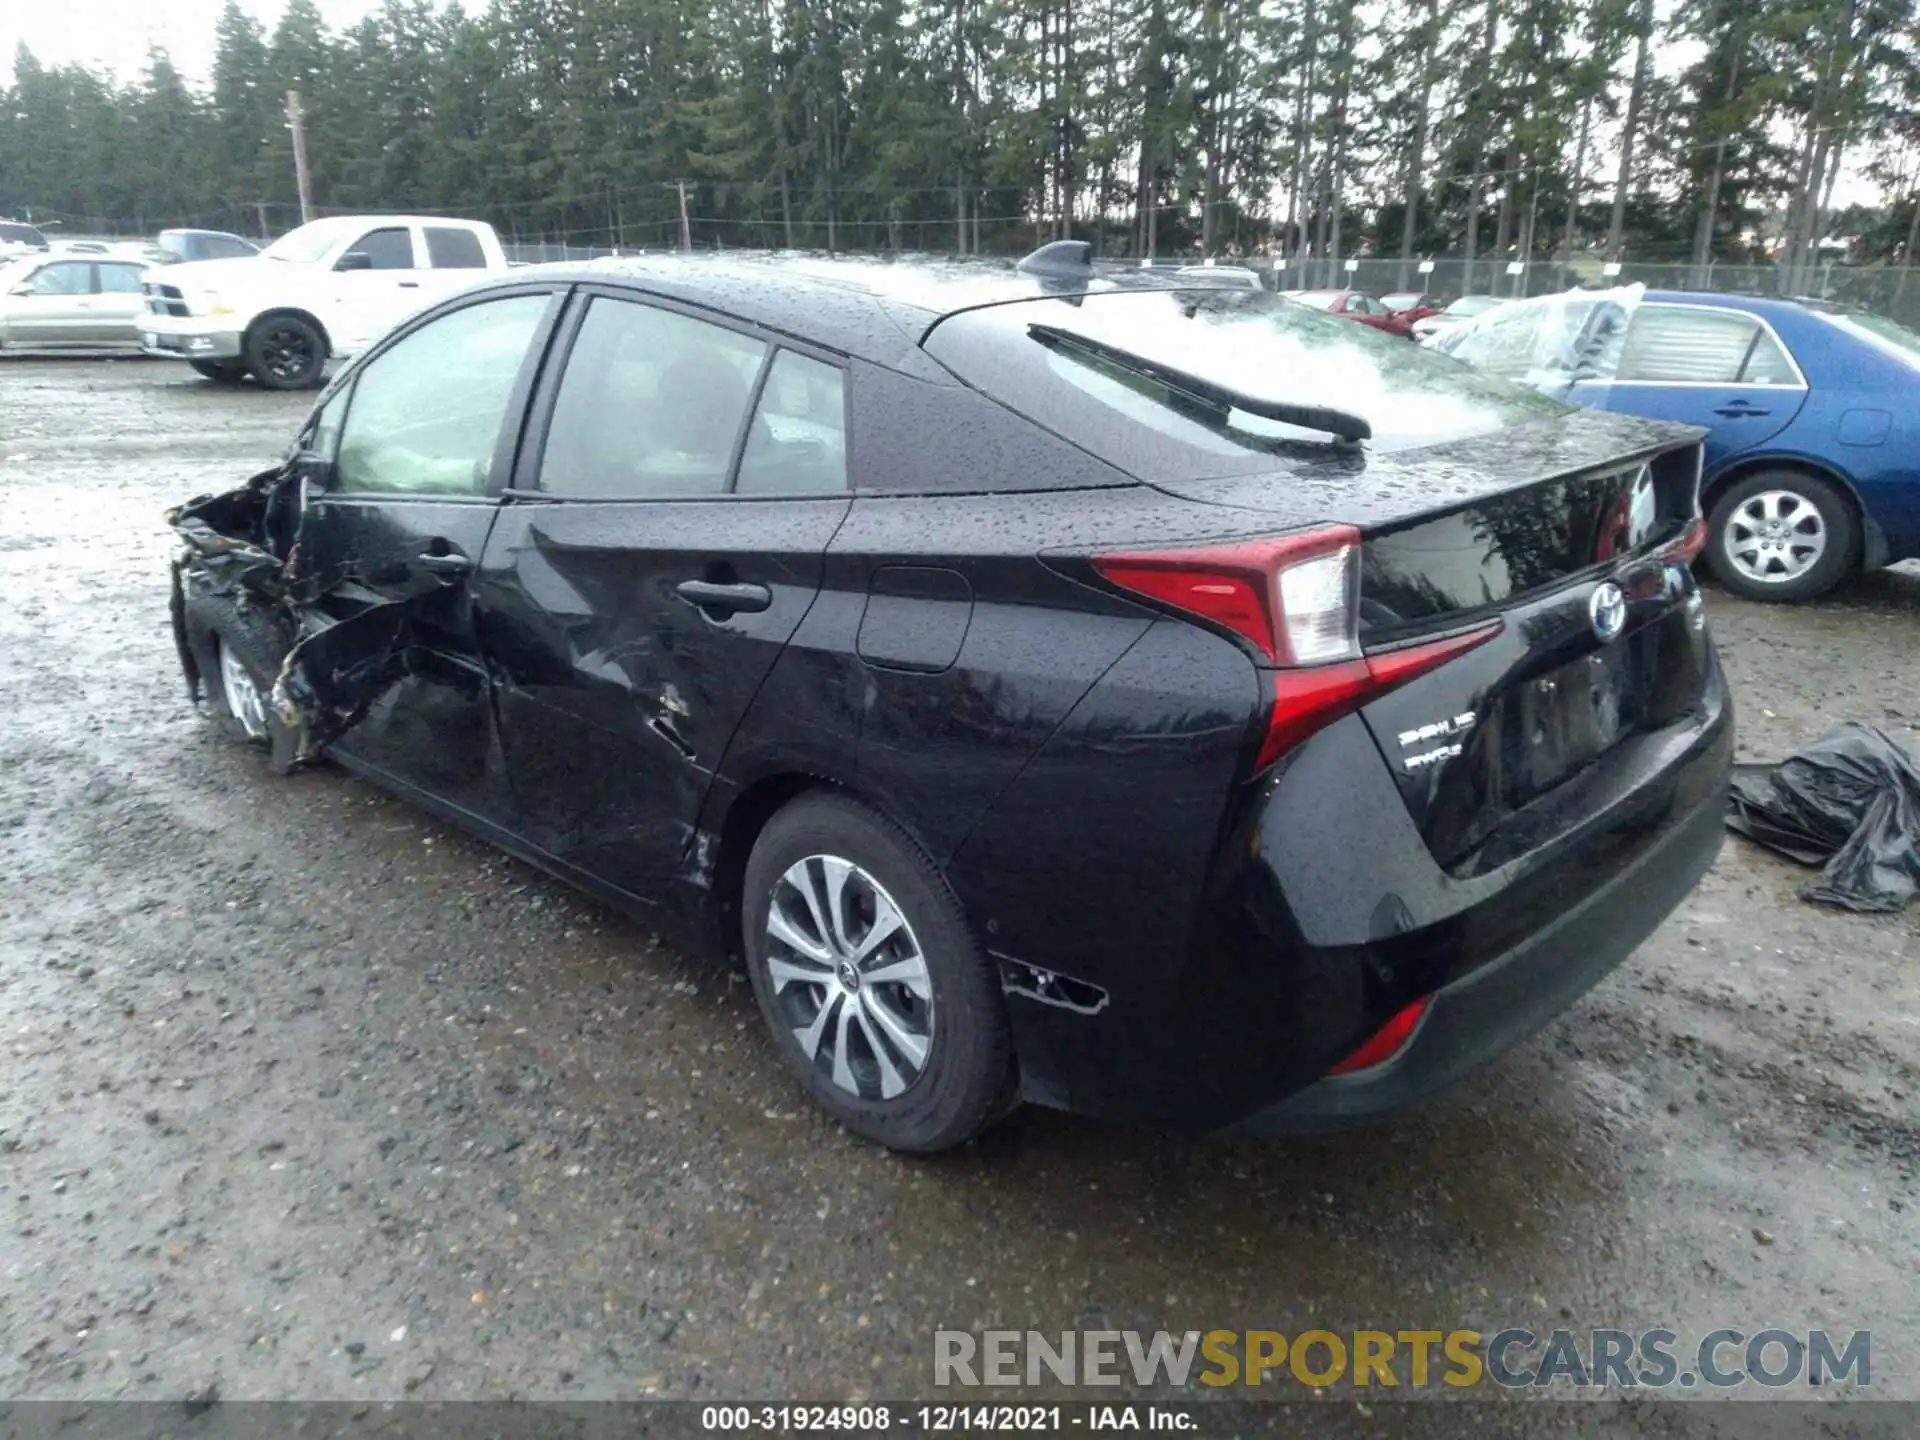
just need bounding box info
[922,288,1567,478]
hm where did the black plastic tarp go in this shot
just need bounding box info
[1726,722,1920,913]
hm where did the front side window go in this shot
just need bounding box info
[341,227,415,271]
[97,263,146,294]
[24,261,91,296]
[333,294,548,495]
[736,351,849,495]
[537,297,769,498]
[1616,307,1759,384]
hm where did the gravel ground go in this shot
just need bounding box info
[1,357,1916,1418]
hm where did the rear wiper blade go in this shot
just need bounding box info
[1027,323,1372,443]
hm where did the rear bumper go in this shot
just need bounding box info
[140,316,244,361]
[988,637,1732,1133]
[1222,772,1724,1135]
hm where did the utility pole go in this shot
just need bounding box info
[676,180,693,252]
[286,90,314,225]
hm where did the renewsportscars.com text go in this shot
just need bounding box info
[933,1328,1871,1390]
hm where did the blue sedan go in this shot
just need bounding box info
[1432,288,1920,601]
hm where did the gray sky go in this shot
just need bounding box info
[1,0,385,85]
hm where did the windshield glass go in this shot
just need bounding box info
[1814,309,1920,369]
[1381,294,1425,311]
[924,287,1568,478]
[261,220,349,263]
[1291,291,1343,311]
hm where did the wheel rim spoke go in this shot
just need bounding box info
[854,1001,909,1099]
[861,951,931,999]
[861,989,931,1071]
[829,995,859,1094]
[765,902,834,970]
[850,889,906,965]
[795,989,839,1061]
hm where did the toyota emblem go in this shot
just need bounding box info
[1589,581,1627,643]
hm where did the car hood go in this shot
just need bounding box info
[158,256,273,292]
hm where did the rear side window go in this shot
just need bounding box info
[342,227,415,270]
[1740,328,1800,385]
[538,296,769,498]
[97,263,146,293]
[425,227,488,269]
[924,288,1565,477]
[1616,307,1759,383]
[737,352,848,495]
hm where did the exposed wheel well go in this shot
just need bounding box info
[246,307,333,358]
[709,772,937,968]
[1701,456,1869,569]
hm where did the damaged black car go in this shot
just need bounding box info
[168,246,1732,1153]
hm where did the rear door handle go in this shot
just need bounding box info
[1714,400,1769,418]
[676,579,772,614]
[417,550,472,577]
[398,280,421,289]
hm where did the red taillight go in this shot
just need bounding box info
[1327,996,1429,1076]
[1254,621,1503,770]
[1667,516,1708,564]
[1093,526,1362,666]
[1094,527,1503,772]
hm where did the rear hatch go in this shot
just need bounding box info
[922,285,1716,872]
[1134,422,1711,870]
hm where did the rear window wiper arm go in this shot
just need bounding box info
[1027,323,1372,443]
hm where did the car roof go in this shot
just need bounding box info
[502,253,1241,364]
[1639,288,1823,322]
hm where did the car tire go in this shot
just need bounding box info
[1704,469,1857,603]
[183,591,288,748]
[742,792,1015,1154]
[243,314,327,391]
[189,358,248,384]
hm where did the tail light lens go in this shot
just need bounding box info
[1666,516,1708,564]
[1327,996,1429,1076]
[1094,527,1502,771]
[1092,526,1361,667]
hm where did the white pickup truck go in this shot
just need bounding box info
[139,215,511,389]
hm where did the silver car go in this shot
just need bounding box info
[0,254,152,352]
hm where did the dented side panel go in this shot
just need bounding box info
[473,495,852,901]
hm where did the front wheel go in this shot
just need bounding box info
[1704,470,1857,603]
[742,793,1015,1153]
[183,591,287,748]
[244,314,327,391]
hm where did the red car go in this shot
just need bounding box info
[1382,291,1447,325]
[1283,289,1418,336]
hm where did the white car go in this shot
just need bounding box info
[0,252,152,353]
[139,215,511,389]
[1411,293,1510,341]
[1175,264,1265,290]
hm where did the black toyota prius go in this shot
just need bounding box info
[167,244,1731,1153]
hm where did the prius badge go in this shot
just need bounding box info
[1589,581,1627,644]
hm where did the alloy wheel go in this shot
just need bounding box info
[218,637,268,740]
[259,325,314,383]
[763,855,934,1101]
[1724,489,1827,585]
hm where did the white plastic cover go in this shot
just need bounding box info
[1426,283,1648,392]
